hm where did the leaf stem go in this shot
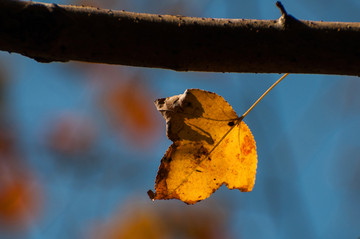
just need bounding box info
[240,73,289,120]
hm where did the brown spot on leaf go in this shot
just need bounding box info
[241,135,255,156]
[228,121,234,126]
[194,145,209,160]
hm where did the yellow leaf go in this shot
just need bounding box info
[150,89,257,204]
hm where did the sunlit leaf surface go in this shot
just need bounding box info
[150,89,257,204]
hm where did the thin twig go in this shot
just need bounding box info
[276,1,287,16]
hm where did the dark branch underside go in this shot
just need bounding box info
[0,0,359,75]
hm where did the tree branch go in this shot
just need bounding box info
[0,0,359,75]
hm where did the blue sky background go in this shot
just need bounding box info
[0,0,359,238]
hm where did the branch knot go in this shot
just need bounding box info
[276,1,301,29]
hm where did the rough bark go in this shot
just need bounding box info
[0,0,359,76]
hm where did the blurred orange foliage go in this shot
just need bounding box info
[103,77,161,148]
[0,176,41,229]
[46,113,97,156]
[0,128,43,232]
[67,63,161,149]
[90,202,231,239]
[0,157,42,232]
[0,129,15,156]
